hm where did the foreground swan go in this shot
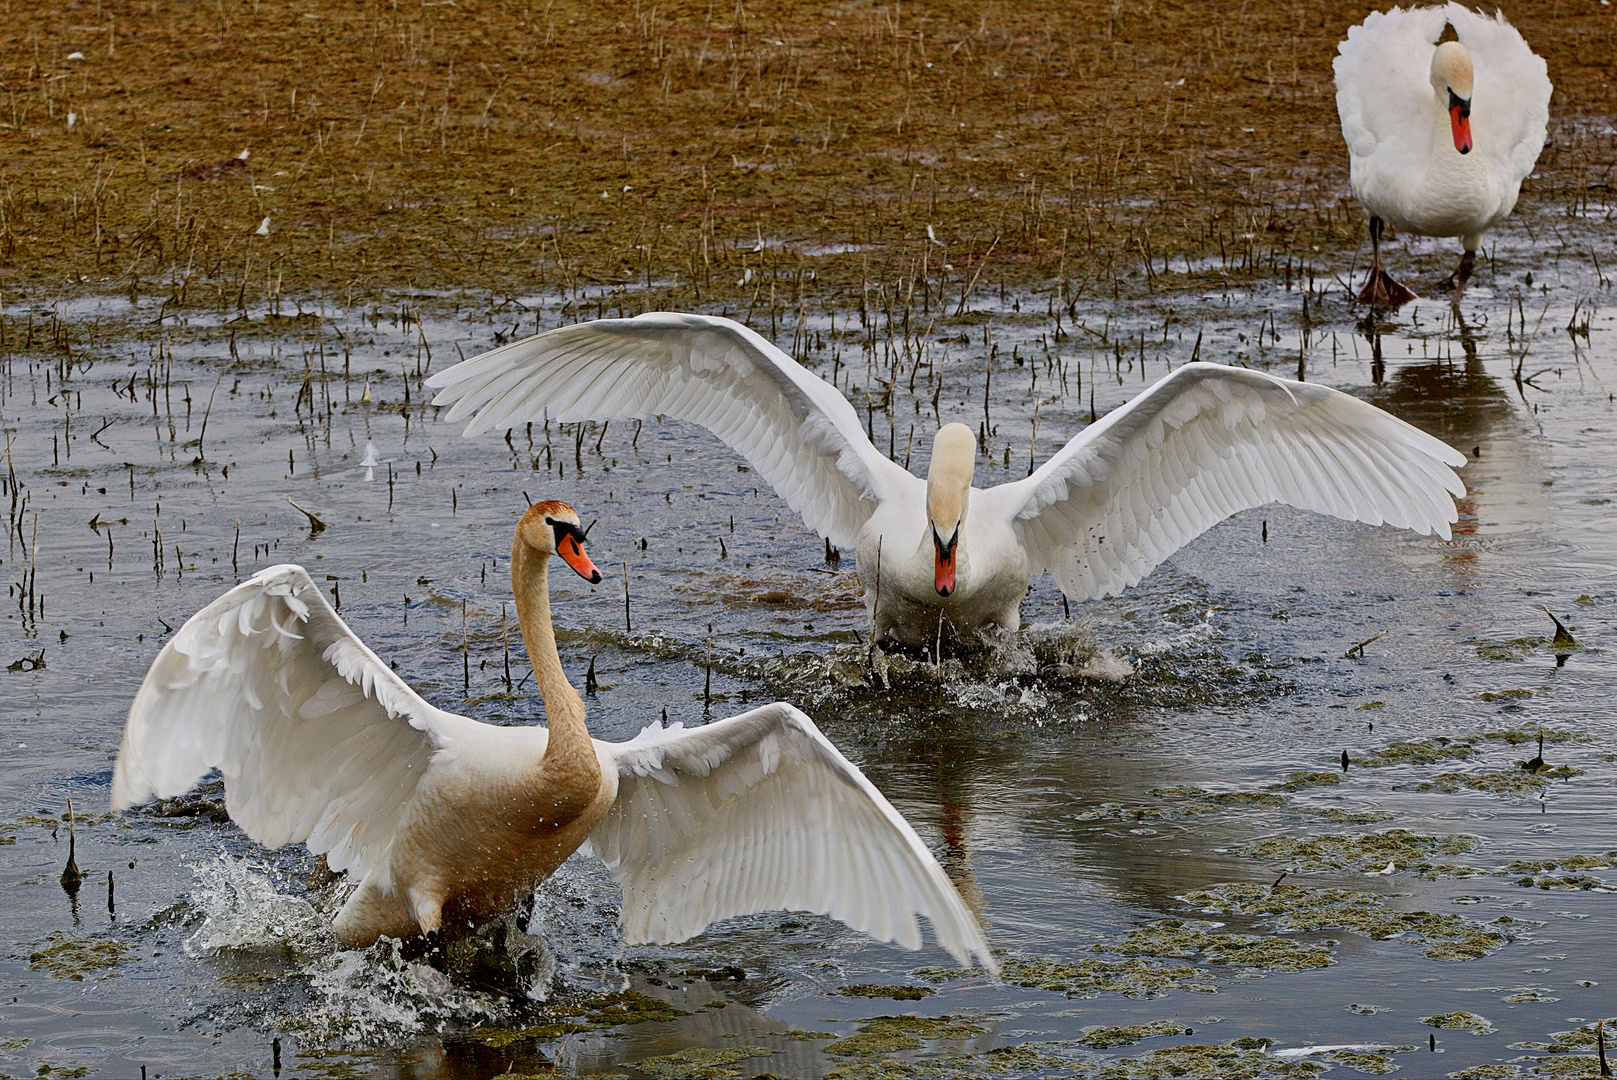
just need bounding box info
[111,501,993,969]
[428,314,1467,647]
[1335,4,1551,306]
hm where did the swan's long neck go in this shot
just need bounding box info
[510,539,598,787]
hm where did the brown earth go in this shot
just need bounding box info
[1,0,1612,313]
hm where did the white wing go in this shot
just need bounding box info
[1334,5,1449,163]
[1446,3,1551,182]
[112,565,470,886]
[426,313,913,548]
[588,702,995,972]
[986,363,1466,601]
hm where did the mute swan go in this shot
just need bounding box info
[1334,3,1551,307]
[427,313,1467,648]
[111,501,994,970]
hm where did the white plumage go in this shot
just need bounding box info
[1334,3,1551,305]
[429,314,1466,647]
[113,532,992,970]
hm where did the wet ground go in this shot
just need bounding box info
[1,199,1614,1079]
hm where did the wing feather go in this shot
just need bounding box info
[427,313,913,548]
[590,702,993,971]
[112,565,465,886]
[1446,3,1551,183]
[986,363,1465,601]
[1335,6,1450,162]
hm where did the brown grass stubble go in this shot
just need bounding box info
[0,1,1611,317]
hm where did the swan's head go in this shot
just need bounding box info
[1431,40,1474,155]
[926,423,977,597]
[517,501,602,583]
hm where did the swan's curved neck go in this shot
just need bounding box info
[510,540,596,779]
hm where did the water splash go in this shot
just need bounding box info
[184,855,334,956]
[303,938,506,1040]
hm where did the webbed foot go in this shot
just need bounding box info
[1356,267,1418,307]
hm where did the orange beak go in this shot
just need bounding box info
[1449,96,1472,155]
[933,531,957,597]
[558,533,602,584]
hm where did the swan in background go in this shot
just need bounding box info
[112,501,994,970]
[1335,3,1551,307]
[427,313,1467,648]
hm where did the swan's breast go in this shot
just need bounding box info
[1356,149,1509,238]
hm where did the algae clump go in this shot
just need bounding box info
[839,984,936,1000]
[633,1045,776,1078]
[1080,1019,1193,1048]
[1418,766,1581,796]
[1105,919,1333,972]
[27,934,129,980]
[1092,1042,1324,1079]
[1420,1011,1495,1034]
[1178,883,1510,961]
[1327,1049,1397,1074]
[1240,828,1479,874]
[824,1015,987,1058]
[1358,739,1473,767]
[919,955,1217,998]
[1267,772,1341,792]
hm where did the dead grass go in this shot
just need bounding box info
[1,0,1612,312]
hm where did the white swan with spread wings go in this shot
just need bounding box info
[112,501,993,969]
[428,314,1466,647]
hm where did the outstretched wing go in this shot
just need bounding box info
[1334,5,1449,162]
[112,565,471,886]
[1446,3,1551,183]
[985,363,1466,602]
[589,702,995,972]
[426,313,913,548]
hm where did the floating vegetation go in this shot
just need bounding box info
[1502,989,1559,1002]
[824,1042,1080,1080]
[1473,637,1549,662]
[1080,1019,1194,1049]
[462,1022,592,1047]
[1091,1042,1326,1079]
[633,1045,777,1078]
[1104,919,1334,973]
[27,933,130,980]
[1267,772,1341,792]
[1325,1049,1398,1074]
[1506,854,1617,874]
[1418,766,1582,796]
[1512,874,1611,891]
[1312,809,1396,824]
[1140,787,1295,822]
[918,955,1216,998]
[577,989,692,1027]
[1479,689,1533,703]
[1447,1065,1522,1079]
[1546,1019,1617,1049]
[823,1015,988,1057]
[1420,1011,1496,1035]
[1484,729,1584,746]
[457,987,693,1048]
[1524,1055,1611,1078]
[840,984,936,1000]
[1357,739,1474,767]
[1178,883,1511,962]
[1240,829,1481,874]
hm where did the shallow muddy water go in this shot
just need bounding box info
[1,248,1613,1078]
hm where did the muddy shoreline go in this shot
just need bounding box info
[3,1,1613,314]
